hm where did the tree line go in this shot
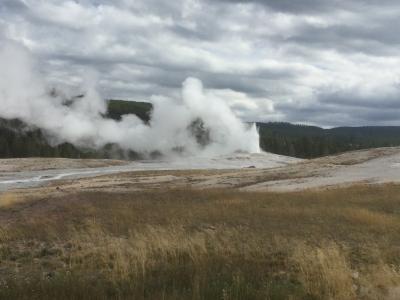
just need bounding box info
[258,122,400,158]
[1,100,400,159]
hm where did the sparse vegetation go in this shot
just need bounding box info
[1,185,400,299]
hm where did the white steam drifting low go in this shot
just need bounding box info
[0,42,260,157]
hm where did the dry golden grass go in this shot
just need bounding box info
[0,192,23,208]
[0,226,10,243]
[343,207,400,229]
[293,242,356,300]
[1,184,400,299]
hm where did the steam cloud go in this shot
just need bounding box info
[0,42,260,157]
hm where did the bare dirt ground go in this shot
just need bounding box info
[2,147,400,200]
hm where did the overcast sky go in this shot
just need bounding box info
[1,0,400,127]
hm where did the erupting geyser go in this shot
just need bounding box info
[0,41,260,157]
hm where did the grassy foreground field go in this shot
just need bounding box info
[1,185,400,299]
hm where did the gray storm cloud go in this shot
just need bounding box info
[0,42,260,157]
[2,0,400,126]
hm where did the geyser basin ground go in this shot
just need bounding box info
[1,147,400,193]
[0,152,299,191]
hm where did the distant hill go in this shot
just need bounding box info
[106,100,153,122]
[1,100,400,159]
[0,100,153,159]
[258,122,400,158]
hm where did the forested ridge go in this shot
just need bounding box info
[258,122,400,158]
[106,100,152,122]
[1,99,400,159]
[0,100,153,159]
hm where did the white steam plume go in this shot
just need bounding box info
[0,42,260,157]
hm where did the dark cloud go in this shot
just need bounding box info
[216,0,340,14]
[317,90,400,110]
[0,0,399,126]
[0,0,27,12]
[278,94,400,127]
[217,0,400,14]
